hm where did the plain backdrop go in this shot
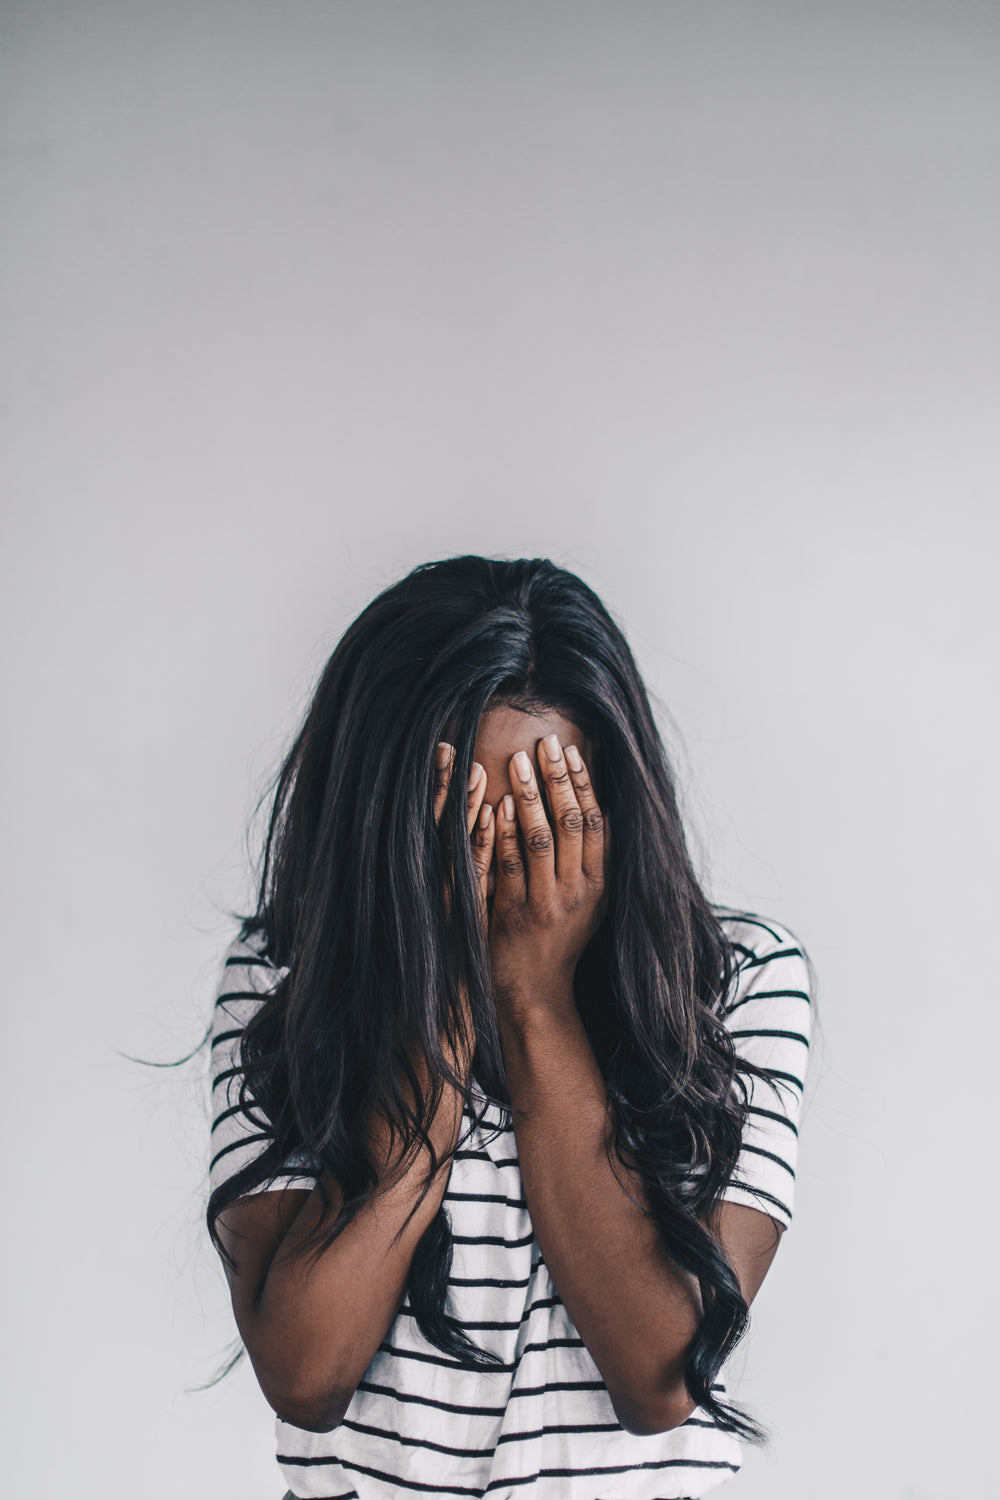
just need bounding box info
[3,3,998,1498]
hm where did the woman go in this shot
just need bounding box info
[207,554,813,1499]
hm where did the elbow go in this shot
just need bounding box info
[250,1353,354,1434]
[612,1385,698,1437]
[270,1385,352,1434]
[239,1327,356,1434]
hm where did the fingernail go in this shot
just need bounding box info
[564,744,583,771]
[437,741,455,767]
[543,733,561,759]
[468,762,484,790]
[478,802,492,828]
[512,750,532,782]
[502,794,515,819]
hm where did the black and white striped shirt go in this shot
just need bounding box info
[209,911,812,1500]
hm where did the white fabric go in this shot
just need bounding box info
[209,911,811,1499]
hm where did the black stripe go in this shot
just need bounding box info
[717,910,789,943]
[748,1104,798,1136]
[507,1380,607,1398]
[521,1294,561,1315]
[224,954,274,968]
[210,1133,269,1171]
[737,947,803,970]
[377,1342,516,1374]
[519,1337,585,1356]
[327,1457,483,1496]
[448,1272,534,1290]
[726,1181,792,1220]
[399,1307,522,1334]
[399,1292,561,1333]
[738,1142,796,1179]
[355,1379,507,1418]
[212,1065,242,1092]
[483,1458,741,1491]
[498,1415,729,1443]
[451,1230,535,1248]
[493,1420,622,1444]
[211,1104,265,1134]
[747,1068,804,1093]
[452,1149,519,1169]
[211,1102,260,1134]
[725,988,811,1017]
[281,1416,489,1460]
[729,942,755,959]
[210,1028,242,1051]
[214,989,264,1010]
[729,1027,809,1047]
[444,1190,529,1208]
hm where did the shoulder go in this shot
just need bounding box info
[712,905,805,968]
[711,905,814,1034]
[211,924,287,1032]
[710,905,814,1086]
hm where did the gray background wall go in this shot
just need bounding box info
[3,3,997,1497]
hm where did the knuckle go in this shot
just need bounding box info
[499,856,524,878]
[558,808,584,835]
[519,785,541,806]
[526,829,554,855]
[584,808,604,834]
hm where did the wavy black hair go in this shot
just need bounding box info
[206,554,793,1444]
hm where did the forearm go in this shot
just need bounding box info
[498,991,702,1434]
[248,1043,469,1428]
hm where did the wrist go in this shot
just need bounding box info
[494,976,578,1042]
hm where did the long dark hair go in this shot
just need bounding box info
[208,554,787,1444]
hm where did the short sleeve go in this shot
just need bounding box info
[717,915,813,1230]
[208,928,320,1200]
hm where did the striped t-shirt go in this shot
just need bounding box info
[209,910,812,1500]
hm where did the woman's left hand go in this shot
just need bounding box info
[489,735,609,1015]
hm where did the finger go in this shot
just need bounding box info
[433,741,455,828]
[466,761,486,835]
[494,792,527,909]
[538,733,584,884]
[470,800,495,925]
[563,744,604,885]
[508,749,556,900]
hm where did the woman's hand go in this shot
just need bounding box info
[489,735,609,1017]
[433,741,495,935]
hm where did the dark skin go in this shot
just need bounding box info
[216,705,783,1435]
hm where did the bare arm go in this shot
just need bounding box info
[217,1044,468,1432]
[214,744,496,1433]
[497,995,781,1436]
[489,736,783,1435]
